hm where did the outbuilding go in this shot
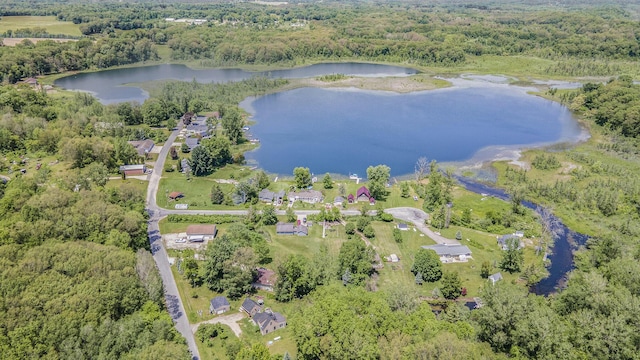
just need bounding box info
[186,224,217,242]
[209,296,230,314]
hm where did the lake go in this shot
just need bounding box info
[54,63,417,104]
[242,86,586,176]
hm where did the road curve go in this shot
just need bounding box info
[145,124,201,360]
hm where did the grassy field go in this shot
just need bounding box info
[0,16,82,36]
[370,220,543,298]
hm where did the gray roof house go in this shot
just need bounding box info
[488,272,503,285]
[288,190,323,204]
[185,137,200,151]
[252,310,287,335]
[209,296,230,314]
[334,196,345,206]
[276,222,308,236]
[127,139,155,157]
[259,189,285,205]
[421,244,472,263]
[181,158,191,174]
[241,298,262,317]
[497,234,525,251]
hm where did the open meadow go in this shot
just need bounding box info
[0,16,82,36]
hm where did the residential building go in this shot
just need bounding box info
[119,164,147,176]
[288,190,323,204]
[127,139,155,157]
[497,234,525,250]
[421,244,472,263]
[252,310,287,335]
[241,298,262,317]
[209,296,230,314]
[252,268,276,292]
[186,224,217,242]
[275,222,308,236]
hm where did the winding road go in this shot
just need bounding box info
[144,125,458,359]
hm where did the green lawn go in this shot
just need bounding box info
[0,16,82,36]
[266,220,347,264]
[370,221,544,298]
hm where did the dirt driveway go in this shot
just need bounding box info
[192,312,245,337]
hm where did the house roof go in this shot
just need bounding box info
[488,272,503,282]
[253,311,286,332]
[288,190,323,200]
[356,186,371,199]
[259,189,275,201]
[276,222,308,235]
[127,139,155,156]
[347,194,355,200]
[186,224,216,236]
[241,298,260,314]
[119,164,145,171]
[256,268,276,286]
[334,196,345,203]
[422,244,472,257]
[210,296,230,310]
[185,137,200,150]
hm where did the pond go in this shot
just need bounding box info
[242,85,586,176]
[54,62,417,104]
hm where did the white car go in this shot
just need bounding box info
[175,238,187,243]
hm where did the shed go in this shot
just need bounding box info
[209,296,230,314]
[389,254,399,263]
[186,224,217,242]
[347,194,355,204]
[397,223,409,231]
[488,272,503,285]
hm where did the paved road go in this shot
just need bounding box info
[145,124,201,360]
[191,312,245,337]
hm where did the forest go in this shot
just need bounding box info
[2,0,640,359]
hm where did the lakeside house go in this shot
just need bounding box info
[259,189,285,205]
[422,244,472,263]
[356,186,376,205]
[288,190,323,204]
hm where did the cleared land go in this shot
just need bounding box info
[2,37,78,46]
[0,16,82,36]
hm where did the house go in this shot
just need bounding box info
[258,189,285,205]
[356,186,375,204]
[168,191,184,200]
[119,164,147,176]
[276,222,308,236]
[241,298,262,317]
[252,268,276,291]
[334,196,345,206]
[185,137,200,151]
[347,194,355,204]
[356,186,372,202]
[497,234,525,251]
[181,158,191,174]
[288,190,323,204]
[421,244,472,263]
[127,139,155,157]
[209,296,230,314]
[186,120,210,137]
[488,272,503,285]
[252,310,287,335]
[397,223,409,231]
[186,224,217,242]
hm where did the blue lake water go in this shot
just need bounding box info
[243,86,584,176]
[54,63,417,104]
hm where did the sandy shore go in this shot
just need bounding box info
[283,74,451,93]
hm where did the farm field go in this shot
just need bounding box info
[0,16,82,36]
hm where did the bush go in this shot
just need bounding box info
[363,225,375,239]
[393,228,403,243]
